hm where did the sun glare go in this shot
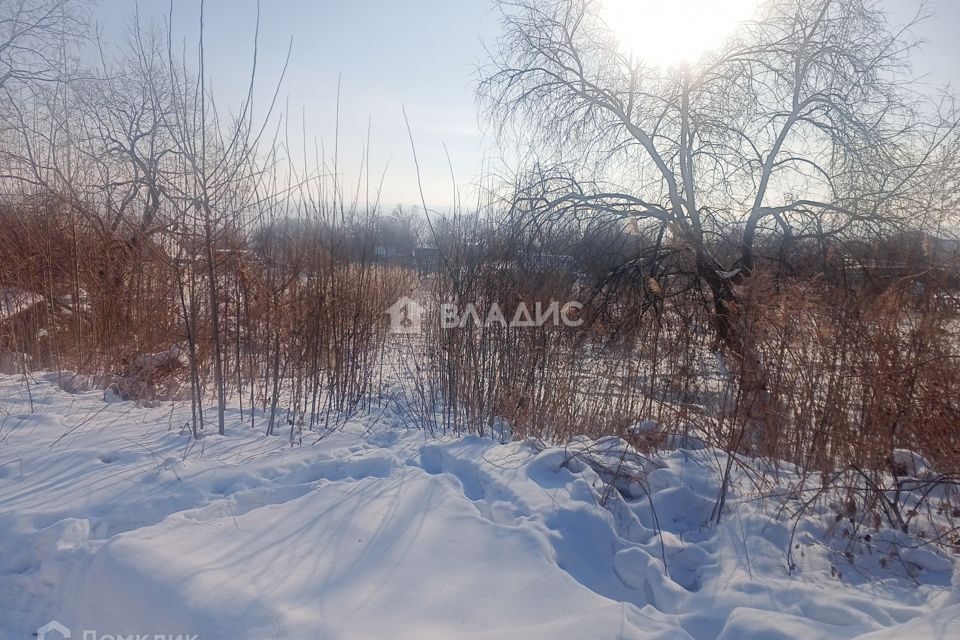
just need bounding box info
[601,0,757,67]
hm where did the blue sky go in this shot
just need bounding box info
[92,1,959,210]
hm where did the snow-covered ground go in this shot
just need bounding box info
[0,374,957,639]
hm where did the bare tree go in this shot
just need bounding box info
[156,2,289,436]
[480,0,958,349]
[0,0,87,186]
[0,0,86,90]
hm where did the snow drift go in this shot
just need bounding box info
[0,374,957,639]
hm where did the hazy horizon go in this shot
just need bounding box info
[92,0,960,211]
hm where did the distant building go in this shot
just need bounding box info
[519,253,578,274]
[921,233,960,269]
[374,244,398,259]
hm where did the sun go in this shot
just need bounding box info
[601,0,758,67]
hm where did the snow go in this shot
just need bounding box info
[0,374,957,639]
[0,289,43,321]
[891,449,936,478]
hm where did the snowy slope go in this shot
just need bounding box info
[0,374,957,639]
